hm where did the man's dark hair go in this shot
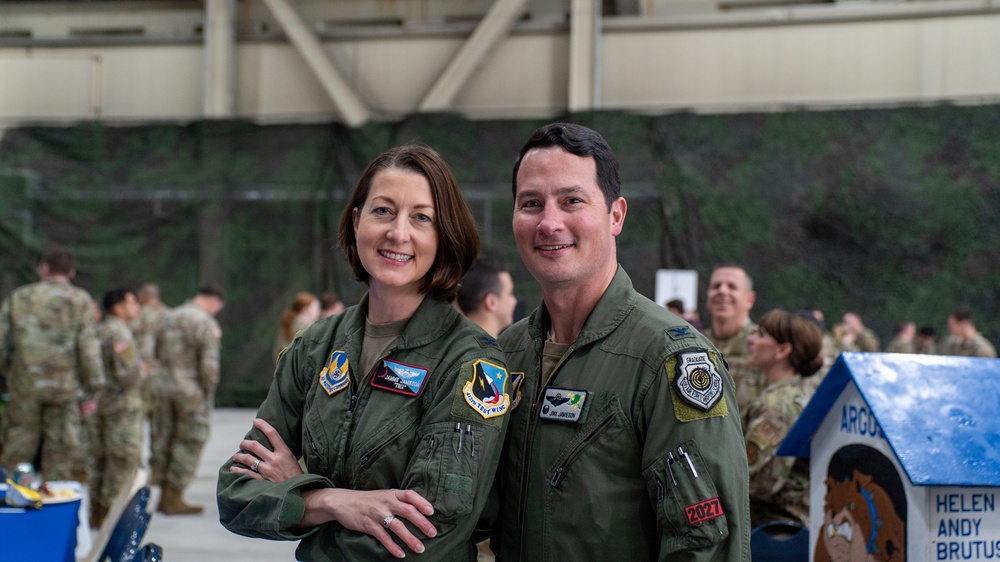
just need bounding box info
[198,284,226,301]
[511,123,621,209]
[456,254,508,314]
[42,247,75,275]
[919,325,936,338]
[951,306,974,323]
[665,299,685,314]
[102,288,134,315]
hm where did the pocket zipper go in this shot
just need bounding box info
[549,413,617,487]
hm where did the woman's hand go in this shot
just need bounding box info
[300,488,437,559]
[230,418,303,482]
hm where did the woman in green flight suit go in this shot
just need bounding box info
[217,144,512,561]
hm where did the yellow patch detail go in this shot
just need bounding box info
[667,350,729,422]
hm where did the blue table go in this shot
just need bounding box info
[0,485,80,562]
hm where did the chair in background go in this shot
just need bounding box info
[750,520,809,562]
[98,486,162,562]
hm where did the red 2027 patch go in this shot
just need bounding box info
[685,497,724,525]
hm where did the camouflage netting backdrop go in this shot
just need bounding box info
[2,107,999,405]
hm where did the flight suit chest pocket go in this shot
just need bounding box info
[643,439,729,554]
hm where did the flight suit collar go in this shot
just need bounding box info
[527,265,636,350]
[350,292,459,352]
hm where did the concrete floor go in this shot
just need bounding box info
[138,408,299,562]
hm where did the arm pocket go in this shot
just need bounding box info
[404,420,493,524]
[643,439,729,555]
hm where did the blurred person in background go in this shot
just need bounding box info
[744,309,823,527]
[456,253,517,339]
[834,311,880,353]
[152,284,225,515]
[0,247,105,481]
[939,307,997,358]
[91,288,145,528]
[218,143,511,561]
[705,264,763,414]
[884,321,917,354]
[274,291,321,358]
[319,291,346,319]
[916,325,938,355]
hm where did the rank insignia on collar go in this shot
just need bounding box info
[509,372,525,411]
[371,359,429,397]
[666,326,694,340]
[475,334,500,349]
[673,350,723,412]
[463,360,510,419]
[538,387,588,422]
[320,350,350,396]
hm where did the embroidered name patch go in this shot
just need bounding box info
[319,350,350,395]
[463,360,510,419]
[370,359,429,397]
[673,350,723,412]
[509,372,525,411]
[538,387,588,423]
[685,497,724,526]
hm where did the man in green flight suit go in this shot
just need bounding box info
[492,123,750,561]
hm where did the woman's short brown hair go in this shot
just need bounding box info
[757,309,824,377]
[338,144,480,302]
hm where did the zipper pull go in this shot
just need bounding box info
[549,467,564,487]
[656,478,666,501]
[424,435,437,458]
[349,394,358,411]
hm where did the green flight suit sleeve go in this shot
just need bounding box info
[217,336,332,541]
[640,348,751,562]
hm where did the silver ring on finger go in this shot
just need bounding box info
[250,458,261,472]
[382,515,395,529]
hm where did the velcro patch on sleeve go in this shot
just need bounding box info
[685,497,724,526]
[451,359,509,429]
[666,350,729,422]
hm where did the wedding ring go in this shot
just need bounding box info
[382,515,395,529]
[250,458,261,472]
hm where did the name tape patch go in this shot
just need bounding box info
[320,350,350,395]
[370,359,429,397]
[463,359,510,419]
[685,497,724,526]
[538,387,588,423]
[673,350,723,412]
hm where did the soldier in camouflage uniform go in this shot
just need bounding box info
[884,321,917,354]
[0,248,105,480]
[834,312,880,353]
[939,307,997,358]
[705,265,765,417]
[744,309,824,527]
[91,288,145,527]
[132,283,169,421]
[152,284,224,515]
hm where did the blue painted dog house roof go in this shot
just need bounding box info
[777,352,1000,487]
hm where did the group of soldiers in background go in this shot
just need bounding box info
[691,263,997,528]
[1,248,995,534]
[0,248,225,528]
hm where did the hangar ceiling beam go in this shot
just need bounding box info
[204,0,236,118]
[418,0,530,112]
[569,0,598,111]
[260,0,370,127]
